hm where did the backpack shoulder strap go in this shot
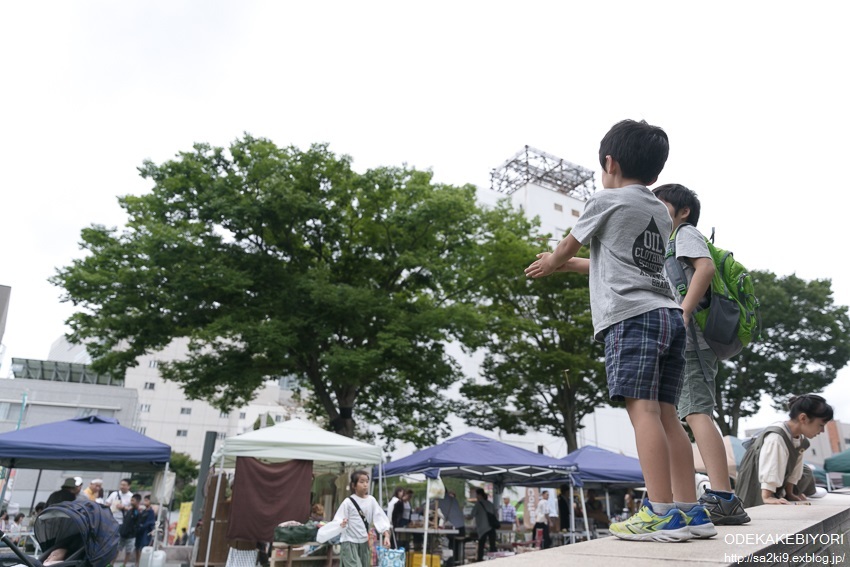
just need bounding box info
[348,496,369,531]
[664,224,689,299]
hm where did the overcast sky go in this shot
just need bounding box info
[2,1,849,432]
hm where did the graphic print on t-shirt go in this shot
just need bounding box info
[632,217,668,289]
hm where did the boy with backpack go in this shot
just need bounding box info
[525,119,715,542]
[652,184,750,525]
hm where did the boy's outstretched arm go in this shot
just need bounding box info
[681,257,715,325]
[525,234,585,278]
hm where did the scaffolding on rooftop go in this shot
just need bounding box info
[490,145,596,199]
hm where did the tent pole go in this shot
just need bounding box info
[205,456,224,567]
[378,452,384,507]
[422,478,430,567]
[29,469,43,512]
[152,462,170,549]
[568,484,574,545]
[578,486,590,541]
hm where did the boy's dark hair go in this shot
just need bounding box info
[121,478,132,485]
[788,394,833,421]
[131,493,142,502]
[653,183,702,227]
[475,488,487,499]
[349,470,369,492]
[599,119,669,185]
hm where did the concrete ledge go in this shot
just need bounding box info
[485,493,850,566]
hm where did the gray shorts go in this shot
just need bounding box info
[118,536,135,554]
[677,348,718,420]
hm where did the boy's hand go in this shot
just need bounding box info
[525,253,555,278]
[682,311,690,328]
[340,518,348,528]
[382,531,391,547]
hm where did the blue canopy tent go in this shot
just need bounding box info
[0,415,171,548]
[376,432,590,554]
[379,432,581,485]
[0,416,171,472]
[561,445,643,485]
[560,445,644,522]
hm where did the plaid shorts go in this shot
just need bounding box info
[603,308,686,405]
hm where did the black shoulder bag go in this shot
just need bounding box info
[348,496,370,531]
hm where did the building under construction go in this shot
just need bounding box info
[490,146,596,242]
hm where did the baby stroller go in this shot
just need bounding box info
[0,500,119,567]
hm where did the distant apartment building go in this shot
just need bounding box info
[47,336,307,463]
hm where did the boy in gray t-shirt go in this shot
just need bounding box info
[525,119,715,542]
[653,183,750,526]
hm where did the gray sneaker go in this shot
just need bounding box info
[699,489,750,525]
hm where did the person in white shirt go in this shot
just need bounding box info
[333,470,391,567]
[533,491,551,549]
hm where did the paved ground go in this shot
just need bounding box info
[475,493,850,567]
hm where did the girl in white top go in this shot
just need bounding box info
[333,470,391,567]
[759,394,833,504]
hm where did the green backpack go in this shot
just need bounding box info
[665,225,761,360]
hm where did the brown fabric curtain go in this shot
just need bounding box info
[227,458,313,541]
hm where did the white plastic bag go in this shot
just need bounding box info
[316,521,343,543]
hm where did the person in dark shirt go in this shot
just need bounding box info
[46,477,83,507]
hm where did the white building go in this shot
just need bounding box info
[48,336,306,462]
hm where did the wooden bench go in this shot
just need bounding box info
[270,542,339,567]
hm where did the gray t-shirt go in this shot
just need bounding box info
[667,224,711,351]
[570,184,679,339]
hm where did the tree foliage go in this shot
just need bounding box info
[715,271,850,436]
[166,451,200,507]
[460,220,607,453]
[52,136,504,448]
[170,451,200,491]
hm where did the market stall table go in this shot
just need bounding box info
[394,527,460,565]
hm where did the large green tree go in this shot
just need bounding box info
[460,221,607,453]
[52,136,507,448]
[715,271,850,436]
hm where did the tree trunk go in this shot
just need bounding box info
[334,417,356,438]
[331,387,358,438]
[564,424,578,454]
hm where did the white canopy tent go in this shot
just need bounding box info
[204,418,384,567]
[212,418,384,467]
